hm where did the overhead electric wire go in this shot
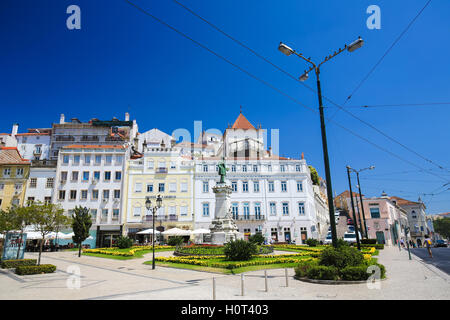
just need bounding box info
[170,0,450,176]
[343,102,450,108]
[124,0,450,185]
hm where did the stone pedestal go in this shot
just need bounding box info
[208,183,241,245]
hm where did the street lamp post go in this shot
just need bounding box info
[145,195,163,270]
[346,166,361,250]
[278,37,364,248]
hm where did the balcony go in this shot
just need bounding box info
[81,136,99,142]
[155,167,168,174]
[234,215,265,222]
[55,135,75,142]
[31,159,57,167]
[33,149,42,155]
[142,215,178,223]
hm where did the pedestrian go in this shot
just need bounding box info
[400,238,405,248]
[424,235,433,258]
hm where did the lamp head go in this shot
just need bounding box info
[145,197,152,210]
[347,37,364,52]
[156,194,163,208]
[278,42,295,56]
[299,72,309,81]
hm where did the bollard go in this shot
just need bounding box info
[241,274,244,296]
[212,277,216,300]
[264,270,268,292]
[285,268,288,287]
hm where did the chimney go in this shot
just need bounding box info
[301,152,304,160]
[60,114,65,124]
[125,112,130,121]
[11,123,19,136]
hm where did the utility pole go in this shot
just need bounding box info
[355,171,368,238]
[346,166,361,250]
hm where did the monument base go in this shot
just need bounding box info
[208,218,242,245]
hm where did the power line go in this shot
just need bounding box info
[124,0,449,185]
[170,0,450,176]
[342,102,450,108]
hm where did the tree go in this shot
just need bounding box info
[72,206,92,257]
[433,218,450,239]
[309,165,320,185]
[248,233,265,245]
[33,203,69,265]
[12,204,36,259]
[0,208,20,257]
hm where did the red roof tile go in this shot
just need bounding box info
[231,112,255,130]
[62,145,126,149]
[0,147,30,164]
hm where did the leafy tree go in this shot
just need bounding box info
[72,206,92,257]
[248,233,265,245]
[34,203,69,265]
[433,218,450,239]
[167,236,184,247]
[309,165,320,185]
[306,238,319,247]
[116,236,133,249]
[12,204,36,259]
[224,240,257,261]
[0,208,21,257]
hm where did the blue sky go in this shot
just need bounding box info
[1,0,449,213]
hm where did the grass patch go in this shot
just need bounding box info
[82,247,175,260]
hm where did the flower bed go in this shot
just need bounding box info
[83,245,175,257]
[174,244,274,256]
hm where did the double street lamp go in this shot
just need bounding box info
[278,37,364,248]
[145,195,162,270]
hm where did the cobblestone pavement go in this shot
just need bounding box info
[0,246,448,300]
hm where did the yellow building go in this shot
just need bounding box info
[123,145,195,241]
[0,147,30,210]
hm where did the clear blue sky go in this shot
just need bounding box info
[1,0,449,213]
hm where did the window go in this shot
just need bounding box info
[71,171,78,181]
[170,161,176,169]
[280,165,286,172]
[281,181,287,192]
[112,209,119,220]
[63,156,69,164]
[44,197,51,205]
[242,181,248,192]
[116,156,123,164]
[169,183,176,192]
[83,171,89,181]
[92,189,99,200]
[147,160,154,169]
[253,165,258,172]
[29,178,37,188]
[270,202,276,216]
[254,203,261,219]
[297,181,303,192]
[84,155,91,164]
[181,182,188,192]
[253,181,260,192]
[93,171,100,180]
[3,168,11,176]
[114,190,120,199]
[180,206,188,216]
[103,190,110,199]
[46,178,54,188]
[81,190,88,200]
[95,155,102,164]
[296,164,301,172]
[15,183,22,192]
[231,165,236,172]
[147,184,153,193]
[105,155,112,164]
[159,183,165,192]
[203,164,208,172]
[135,183,142,193]
[268,181,275,192]
[104,171,111,181]
[267,165,272,172]
[202,203,210,216]
[282,202,289,216]
[115,171,122,181]
[70,190,77,200]
[133,207,141,216]
[243,203,250,219]
[370,207,380,218]
[61,171,68,182]
[27,197,35,206]
[203,181,209,193]
[91,209,97,220]
[232,203,239,220]
[74,155,80,164]
[102,209,108,219]
[58,190,66,200]
[231,181,237,192]
[16,168,24,176]
[169,206,176,216]
[242,165,247,172]
[0,183,3,190]
[298,202,305,215]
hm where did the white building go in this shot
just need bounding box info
[15,128,52,161]
[54,144,129,247]
[24,159,57,206]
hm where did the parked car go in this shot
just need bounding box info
[343,231,362,244]
[434,239,448,248]
[348,225,355,232]
[347,218,353,225]
[324,232,333,244]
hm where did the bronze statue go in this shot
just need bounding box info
[218,157,228,184]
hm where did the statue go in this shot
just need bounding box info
[217,157,228,184]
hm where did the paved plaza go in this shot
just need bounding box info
[0,247,449,300]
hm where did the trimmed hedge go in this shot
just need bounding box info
[306,265,339,280]
[1,259,37,269]
[306,238,319,247]
[294,259,319,278]
[319,246,364,269]
[224,240,257,261]
[359,243,384,249]
[15,264,56,275]
[361,239,377,245]
[340,265,370,281]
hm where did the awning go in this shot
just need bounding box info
[162,228,192,236]
[136,228,161,235]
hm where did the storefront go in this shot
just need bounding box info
[96,225,122,248]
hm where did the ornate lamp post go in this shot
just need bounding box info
[146,195,162,270]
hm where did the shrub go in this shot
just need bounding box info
[340,265,370,281]
[15,264,56,275]
[361,239,377,245]
[336,239,349,248]
[319,246,364,269]
[306,238,319,247]
[295,259,319,278]
[357,243,384,250]
[306,265,338,280]
[116,236,133,249]
[363,260,386,279]
[248,233,265,245]
[1,259,37,269]
[224,240,257,261]
[168,236,184,247]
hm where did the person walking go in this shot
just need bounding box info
[424,235,433,258]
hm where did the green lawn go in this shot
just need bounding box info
[82,247,175,260]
